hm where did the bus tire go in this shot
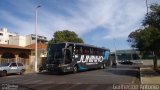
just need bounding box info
[73,66,78,73]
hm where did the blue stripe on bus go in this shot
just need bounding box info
[78,65,88,70]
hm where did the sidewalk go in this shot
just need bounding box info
[24,69,36,74]
[140,67,160,84]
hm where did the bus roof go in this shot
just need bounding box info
[52,42,110,51]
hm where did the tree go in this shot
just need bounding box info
[128,4,160,69]
[143,4,160,29]
[48,30,84,48]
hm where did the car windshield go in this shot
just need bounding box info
[47,43,65,64]
[0,63,10,66]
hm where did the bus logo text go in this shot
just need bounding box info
[77,55,103,64]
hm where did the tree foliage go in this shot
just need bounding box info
[48,30,84,48]
[143,4,160,28]
[128,27,160,51]
[127,4,160,69]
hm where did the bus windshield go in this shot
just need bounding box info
[47,43,66,64]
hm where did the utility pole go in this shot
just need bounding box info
[146,0,149,14]
[113,38,117,63]
[35,5,41,72]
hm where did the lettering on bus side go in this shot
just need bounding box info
[77,55,103,64]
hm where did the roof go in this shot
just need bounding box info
[52,42,110,51]
[25,43,47,50]
[0,44,32,50]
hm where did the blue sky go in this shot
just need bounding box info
[0,0,160,51]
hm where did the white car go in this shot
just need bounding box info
[0,62,25,77]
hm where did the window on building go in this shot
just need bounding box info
[0,33,3,36]
[9,35,12,37]
[32,37,35,40]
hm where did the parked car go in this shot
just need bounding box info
[120,60,133,65]
[0,62,25,77]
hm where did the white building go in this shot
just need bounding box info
[0,27,48,72]
[9,34,47,47]
[25,34,47,46]
[9,35,26,47]
[0,28,17,44]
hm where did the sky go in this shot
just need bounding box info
[0,0,160,51]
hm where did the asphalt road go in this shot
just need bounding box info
[0,65,140,90]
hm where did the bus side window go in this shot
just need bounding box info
[90,48,93,55]
[75,49,78,54]
[84,49,87,54]
[75,45,79,54]
[83,47,89,55]
[94,49,98,55]
[80,47,83,54]
[75,45,83,54]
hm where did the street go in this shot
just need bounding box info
[0,65,140,90]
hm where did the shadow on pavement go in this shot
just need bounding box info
[106,65,140,78]
[37,71,72,76]
[107,69,139,77]
[37,68,103,76]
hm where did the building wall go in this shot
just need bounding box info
[0,47,32,71]
[112,49,140,61]
[9,36,19,46]
[141,59,160,66]
[19,36,26,46]
[25,34,47,46]
[28,49,47,71]
[26,35,32,46]
[9,36,26,47]
[0,28,17,44]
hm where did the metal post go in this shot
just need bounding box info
[146,0,148,14]
[114,38,117,63]
[35,5,41,72]
[131,49,133,60]
[0,55,1,64]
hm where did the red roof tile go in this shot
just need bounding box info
[25,43,47,50]
[0,44,32,50]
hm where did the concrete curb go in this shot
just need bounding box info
[139,67,160,84]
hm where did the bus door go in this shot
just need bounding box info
[103,50,110,66]
[64,44,73,64]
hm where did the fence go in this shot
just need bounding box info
[0,58,28,65]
